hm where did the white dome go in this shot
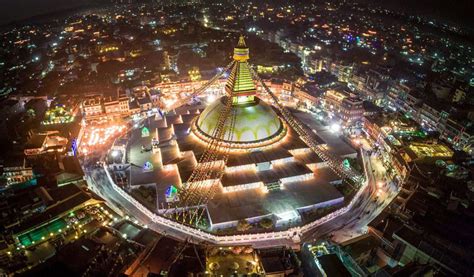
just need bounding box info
[195,97,284,145]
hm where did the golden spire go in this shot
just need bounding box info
[233,35,249,61]
[227,35,256,104]
[237,35,246,48]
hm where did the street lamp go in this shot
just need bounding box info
[207,94,216,103]
[330,123,341,133]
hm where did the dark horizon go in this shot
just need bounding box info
[354,0,474,29]
[0,0,99,26]
[1,0,473,29]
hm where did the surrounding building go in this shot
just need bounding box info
[324,89,364,124]
[0,158,34,189]
[81,95,103,117]
[24,132,68,156]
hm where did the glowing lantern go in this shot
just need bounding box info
[142,127,150,137]
[143,161,153,171]
[165,185,178,202]
[343,159,351,169]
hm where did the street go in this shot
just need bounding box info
[303,151,396,243]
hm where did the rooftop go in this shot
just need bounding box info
[208,175,343,225]
[318,254,351,277]
[11,185,95,235]
[340,233,379,258]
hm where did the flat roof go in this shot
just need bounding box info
[164,114,183,125]
[258,162,312,184]
[293,151,324,164]
[318,254,351,277]
[208,176,343,224]
[12,189,92,235]
[25,134,47,149]
[340,234,379,258]
[142,237,182,273]
[294,112,357,157]
[226,148,293,167]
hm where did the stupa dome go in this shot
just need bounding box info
[194,96,284,148]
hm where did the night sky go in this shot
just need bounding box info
[355,0,474,28]
[0,0,97,25]
[0,0,473,28]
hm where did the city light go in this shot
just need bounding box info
[330,123,341,133]
[81,124,126,154]
[42,105,75,125]
[207,94,216,103]
[2,3,471,275]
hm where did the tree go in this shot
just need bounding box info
[96,60,124,81]
[236,219,251,231]
[259,218,273,229]
[26,108,36,118]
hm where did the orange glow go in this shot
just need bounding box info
[81,123,126,154]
